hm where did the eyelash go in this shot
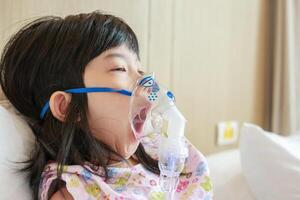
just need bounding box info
[112,67,145,75]
[112,67,126,72]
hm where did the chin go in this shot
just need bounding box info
[123,141,140,159]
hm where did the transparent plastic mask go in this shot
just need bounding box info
[129,73,166,140]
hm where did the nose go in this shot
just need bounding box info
[134,70,143,82]
[128,70,142,91]
[132,70,143,85]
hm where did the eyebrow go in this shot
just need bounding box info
[104,53,127,60]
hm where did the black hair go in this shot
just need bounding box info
[0,11,159,199]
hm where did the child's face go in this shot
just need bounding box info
[83,45,143,159]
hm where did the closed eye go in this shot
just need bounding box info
[111,67,126,72]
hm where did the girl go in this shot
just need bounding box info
[0,11,212,199]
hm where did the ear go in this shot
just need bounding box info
[49,91,71,122]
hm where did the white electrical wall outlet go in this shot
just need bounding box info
[217,121,239,145]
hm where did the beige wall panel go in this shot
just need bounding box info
[172,0,269,154]
[0,0,149,67]
[147,0,173,88]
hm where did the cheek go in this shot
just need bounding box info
[86,93,133,146]
[86,94,139,157]
[87,94,129,123]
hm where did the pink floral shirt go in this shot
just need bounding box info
[39,136,213,199]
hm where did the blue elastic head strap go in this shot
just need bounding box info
[39,87,132,120]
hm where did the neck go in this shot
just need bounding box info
[107,155,139,167]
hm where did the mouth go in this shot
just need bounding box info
[132,106,150,137]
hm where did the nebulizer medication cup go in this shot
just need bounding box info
[129,73,188,199]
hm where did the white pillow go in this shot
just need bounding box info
[0,104,35,199]
[240,123,300,200]
[207,149,256,200]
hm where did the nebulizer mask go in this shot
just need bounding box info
[129,73,188,199]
